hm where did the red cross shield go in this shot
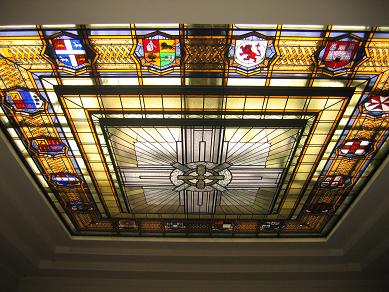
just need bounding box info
[338,140,372,158]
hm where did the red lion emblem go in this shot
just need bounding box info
[240,44,259,62]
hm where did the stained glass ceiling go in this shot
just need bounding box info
[0,24,388,237]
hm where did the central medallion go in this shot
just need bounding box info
[170,162,232,192]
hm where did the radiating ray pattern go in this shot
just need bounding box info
[104,124,301,215]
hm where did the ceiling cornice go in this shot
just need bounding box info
[0,0,388,26]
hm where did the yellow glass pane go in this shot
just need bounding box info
[102,97,121,109]
[94,172,109,180]
[267,98,287,110]
[307,98,327,110]
[69,108,87,119]
[83,144,99,153]
[144,96,163,109]
[312,79,347,88]
[73,121,91,133]
[78,133,95,143]
[82,97,101,109]
[305,146,321,155]
[185,96,203,109]
[285,98,306,110]
[245,98,265,110]
[65,97,82,108]
[121,97,141,109]
[309,134,328,145]
[226,97,245,110]
[163,97,181,109]
[319,110,340,121]
[294,172,309,181]
[203,97,221,110]
[86,153,102,162]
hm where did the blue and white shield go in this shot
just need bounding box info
[51,173,81,187]
[52,37,87,69]
[5,89,45,115]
